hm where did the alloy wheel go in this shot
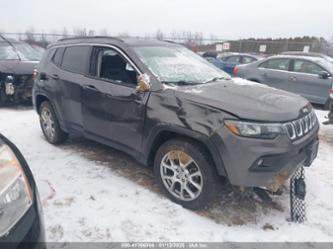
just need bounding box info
[160,150,203,201]
[41,108,56,140]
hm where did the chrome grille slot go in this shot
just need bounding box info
[283,111,317,140]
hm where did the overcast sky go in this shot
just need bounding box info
[1,0,332,39]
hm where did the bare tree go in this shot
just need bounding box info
[62,27,69,38]
[99,28,108,36]
[88,29,96,36]
[155,29,164,40]
[73,27,87,37]
[118,32,130,38]
[25,27,36,42]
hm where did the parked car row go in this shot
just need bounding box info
[203,52,263,76]
[0,35,42,105]
[203,51,333,110]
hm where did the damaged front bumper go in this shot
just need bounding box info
[3,74,34,101]
[211,121,319,191]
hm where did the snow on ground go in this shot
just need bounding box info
[0,106,333,242]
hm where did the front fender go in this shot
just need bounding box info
[143,124,227,176]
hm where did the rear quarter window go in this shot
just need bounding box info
[52,47,65,66]
[61,46,91,74]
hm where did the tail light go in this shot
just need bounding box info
[233,67,239,76]
[330,85,333,99]
[32,68,38,81]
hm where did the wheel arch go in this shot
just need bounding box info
[35,94,50,113]
[144,126,227,177]
[34,93,68,133]
[247,78,261,83]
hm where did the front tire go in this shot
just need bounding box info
[39,101,68,144]
[154,138,218,210]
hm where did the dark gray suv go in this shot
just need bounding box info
[33,37,319,210]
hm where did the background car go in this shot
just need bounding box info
[0,35,42,105]
[0,134,45,248]
[204,52,262,75]
[235,55,333,109]
[282,51,333,64]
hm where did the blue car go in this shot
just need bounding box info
[204,53,262,76]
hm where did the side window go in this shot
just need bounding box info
[259,59,290,71]
[61,46,90,74]
[242,56,256,64]
[92,47,138,85]
[226,56,241,63]
[293,60,323,75]
[51,47,65,66]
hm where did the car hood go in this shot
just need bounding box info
[0,60,38,75]
[173,78,309,122]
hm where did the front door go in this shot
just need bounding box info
[257,58,291,92]
[81,46,149,155]
[289,59,332,105]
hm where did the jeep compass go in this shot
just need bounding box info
[33,37,319,210]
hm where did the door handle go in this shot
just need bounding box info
[50,74,59,80]
[83,84,100,92]
[261,72,267,77]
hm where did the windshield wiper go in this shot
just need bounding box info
[162,80,201,86]
[204,77,230,84]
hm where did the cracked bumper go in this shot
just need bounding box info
[211,123,319,189]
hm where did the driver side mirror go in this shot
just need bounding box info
[136,74,151,93]
[318,71,331,79]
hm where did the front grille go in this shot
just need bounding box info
[283,111,317,140]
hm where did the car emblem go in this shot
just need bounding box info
[301,107,309,114]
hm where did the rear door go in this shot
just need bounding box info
[81,46,148,155]
[57,45,91,131]
[289,59,332,104]
[257,58,292,91]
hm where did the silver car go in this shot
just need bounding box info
[235,55,333,109]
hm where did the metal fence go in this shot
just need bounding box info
[1,32,332,56]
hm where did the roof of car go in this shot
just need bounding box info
[282,51,325,57]
[50,36,178,48]
[268,54,326,62]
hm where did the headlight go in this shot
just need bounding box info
[0,143,32,237]
[225,120,284,139]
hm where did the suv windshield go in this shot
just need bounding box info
[134,45,230,84]
[0,41,41,61]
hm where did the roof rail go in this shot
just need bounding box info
[58,36,123,42]
[162,39,178,44]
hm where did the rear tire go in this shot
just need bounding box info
[154,138,218,210]
[39,101,68,144]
